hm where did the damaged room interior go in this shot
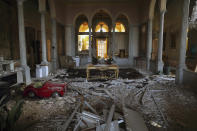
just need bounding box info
[1,0,197,130]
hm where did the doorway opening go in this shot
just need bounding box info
[96,38,107,58]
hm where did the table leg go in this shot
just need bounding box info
[116,69,119,79]
[86,69,89,80]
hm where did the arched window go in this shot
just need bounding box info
[79,22,89,32]
[115,22,126,32]
[114,14,128,58]
[95,22,109,32]
[78,22,89,52]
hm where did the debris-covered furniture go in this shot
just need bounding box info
[86,64,119,80]
[0,60,15,72]
[59,55,76,68]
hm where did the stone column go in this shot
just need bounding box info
[65,25,73,56]
[176,0,190,84]
[156,11,166,73]
[40,12,48,64]
[128,24,133,65]
[129,25,139,66]
[146,19,153,71]
[51,18,57,72]
[17,0,31,84]
[112,22,115,58]
[88,24,92,63]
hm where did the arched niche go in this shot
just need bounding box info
[114,14,129,58]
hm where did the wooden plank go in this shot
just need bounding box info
[96,120,120,131]
[61,103,81,131]
[151,92,168,126]
[84,101,98,115]
[104,104,115,131]
[123,107,148,131]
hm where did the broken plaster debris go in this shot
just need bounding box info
[1,69,197,131]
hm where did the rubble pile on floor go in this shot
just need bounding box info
[2,69,197,130]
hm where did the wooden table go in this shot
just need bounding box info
[86,64,119,80]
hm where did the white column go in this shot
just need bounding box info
[17,0,31,84]
[146,19,153,71]
[65,25,73,56]
[156,11,166,73]
[176,0,190,84]
[17,0,27,67]
[40,12,48,64]
[129,25,139,66]
[128,24,133,65]
[112,22,115,58]
[51,18,57,71]
[88,24,92,61]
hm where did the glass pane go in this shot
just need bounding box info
[79,22,89,32]
[78,35,89,51]
[95,22,109,32]
[115,22,126,32]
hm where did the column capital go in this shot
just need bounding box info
[40,10,47,14]
[160,0,167,13]
[17,0,26,5]
[39,0,46,13]
[160,10,166,14]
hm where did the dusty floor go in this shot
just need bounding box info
[4,69,197,130]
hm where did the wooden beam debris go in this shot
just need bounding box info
[150,92,168,127]
[122,97,148,131]
[96,120,120,131]
[104,104,115,131]
[84,101,98,115]
[61,103,81,131]
[139,87,147,105]
[73,118,82,131]
[123,107,148,131]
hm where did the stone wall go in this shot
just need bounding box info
[0,0,65,70]
[114,33,129,56]
[63,1,140,25]
[183,69,197,88]
[0,1,19,60]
